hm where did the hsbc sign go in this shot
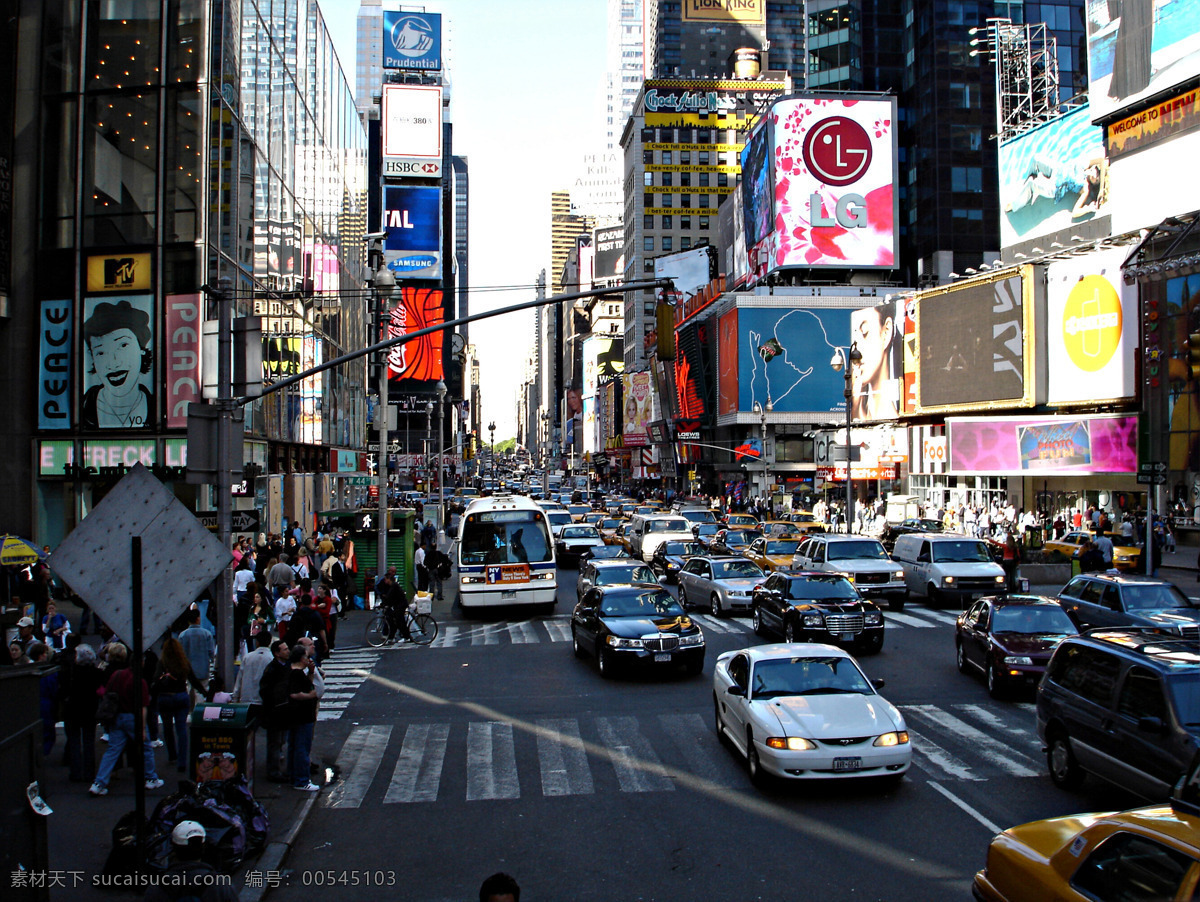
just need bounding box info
[385,159,442,178]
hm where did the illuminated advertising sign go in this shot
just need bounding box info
[640,78,785,129]
[82,294,156,430]
[593,226,624,286]
[382,85,443,178]
[1045,248,1136,404]
[1107,86,1200,159]
[849,301,901,422]
[622,372,653,446]
[746,95,898,276]
[38,440,74,476]
[998,105,1110,250]
[947,415,1137,475]
[740,123,773,252]
[386,286,445,384]
[916,270,1034,413]
[682,0,765,24]
[676,319,716,425]
[38,299,72,430]
[735,305,852,415]
[717,309,739,416]
[86,253,152,293]
[298,336,322,446]
[582,335,624,397]
[1164,273,1200,472]
[165,293,201,429]
[1086,0,1200,124]
[383,186,441,279]
[382,11,441,71]
[1108,128,1200,234]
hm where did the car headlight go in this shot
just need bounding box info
[942,576,956,586]
[667,562,679,570]
[1004,655,1033,665]
[802,613,824,627]
[873,731,910,747]
[765,736,817,751]
[994,575,1006,584]
[864,612,882,626]
[893,571,905,580]
[678,633,704,647]
[606,635,644,649]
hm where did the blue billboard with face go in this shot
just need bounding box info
[383,11,442,71]
[734,306,852,415]
[384,185,441,279]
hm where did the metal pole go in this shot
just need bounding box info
[437,382,446,528]
[425,402,433,494]
[377,322,389,603]
[844,373,853,534]
[131,536,146,860]
[215,282,235,689]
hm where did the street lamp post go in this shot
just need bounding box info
[436,380,446,528]
[830,343,862,533]
[751,397,773,499]
[488,421,496,486]
[369,258,395,595]
[424,401,434,494]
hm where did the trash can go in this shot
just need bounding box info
[189,702,258,791]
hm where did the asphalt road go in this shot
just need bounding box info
[266,567,1144,902]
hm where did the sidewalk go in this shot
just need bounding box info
[38,602,389,901]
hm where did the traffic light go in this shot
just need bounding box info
[1189,332,1200,380]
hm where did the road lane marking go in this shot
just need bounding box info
[384,723,450,804]
[325,725,392,809]
[467,722,520,800]
[928,780,1002,834]
[536,718,594,796]
[508,621,539,644]
[919,610,961,624]
[907,729,984,782]
[904,705,1039,776]
[955,704,1042,755]
[659,713,735,788]
[884,611,938,628]
[595,716,675,793]
[431,625,460,647]
[542,620,572,642]
[472,624,501,646]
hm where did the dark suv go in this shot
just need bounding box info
[1037,629,1200,800]
[1057,573,1200,636]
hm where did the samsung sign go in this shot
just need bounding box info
[383,11,442,71]
[384,186,442,280]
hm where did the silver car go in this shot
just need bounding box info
[678,555,766,617]
[575,558,660,602]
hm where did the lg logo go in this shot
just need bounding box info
[803,116,873,229]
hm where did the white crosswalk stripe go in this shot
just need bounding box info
[430,625,461,647]
[690,614,750,635]
[472,624,502,646]
[318,699,1043,808]
[542,620,572,642]
[507,621,539,644]
[884,611,938,629]
[309,651,380,722]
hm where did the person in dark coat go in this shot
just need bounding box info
[257,639,292,782]
[61,643,104,782]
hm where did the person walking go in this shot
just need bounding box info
[155,637,207,774]
[61,643,104,783]
[289,593,327,662]
[258,639,292,782]
[414,541,430,594]
[89,643,165,796]
[268,554,295,600]
[1093,529,1115,569]
[1002,531,1021,591]
[177,607,215,689]
[285,644,320,792]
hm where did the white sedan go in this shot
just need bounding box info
[712,643,911,786]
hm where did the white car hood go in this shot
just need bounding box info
[721,578,763,592]
[763,694,901,738]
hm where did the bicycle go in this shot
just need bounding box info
[365,602,438,647]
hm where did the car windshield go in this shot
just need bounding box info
[681,509,716,523]
[600,519,622,530]
[751,656,874,699]
[828,540,890,562]
[546,512,572,526]
[569,506,591,516]
[662,542,703,556]
[561,527,600,540]
[931,541,992,563]
[712,560,765,579]
[647,519,691,533]
[594,565,657,585]
[766,540,803,555]
[696,524,720,536]
[991,605,1076,634]
[587,546,625,559]
[599,589,684,617]
[725,530,758,545]
[786,576,858,600]
[1123,584,1197,611]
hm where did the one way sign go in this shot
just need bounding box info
[195,510,261,534]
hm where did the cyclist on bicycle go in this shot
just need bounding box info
[382,578,414,643]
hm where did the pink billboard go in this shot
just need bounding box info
[947,415,1137,475]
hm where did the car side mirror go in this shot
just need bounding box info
[726,685,746,698]
[871,678,886,690]
[1138,716,1166,734]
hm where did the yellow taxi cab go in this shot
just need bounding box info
[973,767,1200,902]
[1043,530,1142,572]
[606,521,635,553]
[787,510,826,534]
[724,512,760,530]
[759,520,804,539]
[744,536,805,572]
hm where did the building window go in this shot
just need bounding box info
[662,236,673,251]
[644,192,654,207]
[661,194,672,207]
[699,150,710,165]
[644,236,654,252]
[644,302,655,314]
[699,172,710,187]
[699,194,710,208]
[644,259,654,272]
[680,215,691,230]
[681,236,691,249]
[643,149,654,165]
[681,150,691,164]
[662,214,673,228]
[717,173,728,188]
[641,127,654,142]
[681,194,691,208]
[644,214,654,229]
[680,172,691,186]
[644,172,654,187]
[662,150,673,165]
[662,172,673,186]
[699,215,710,230]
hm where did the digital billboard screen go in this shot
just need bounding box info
[748,95,897,274]
[386,286,445,384]
[998,105,1110,250]
[850,301,901,422]
[382,85,443,177]
[735,305,852,415]
[1086,0,1200,123]
[383,185,441,279]
[947,415,1137,475]
[917,272,1032,412]
[654,246,716,305]
[593,226,624,286]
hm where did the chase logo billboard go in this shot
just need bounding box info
[383,12,442,71]
[384,186,442,280]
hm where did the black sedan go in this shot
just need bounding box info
[692,522,722,549]
[651,540,705,583]
[707,528,762,556]
[571,585,705,678]
[880,518,944,551]
[955,594,1077,697]
[750,571,885,655]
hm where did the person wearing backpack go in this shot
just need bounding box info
[142,820,239,902]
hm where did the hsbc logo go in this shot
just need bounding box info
[384,160,441,176]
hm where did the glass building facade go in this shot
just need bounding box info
[14,0,368,544]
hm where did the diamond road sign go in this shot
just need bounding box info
[50,464,233,643]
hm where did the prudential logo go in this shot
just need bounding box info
[386,13,441,69]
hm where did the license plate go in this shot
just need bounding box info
[501,590,516,599]
[654,653,672,662]
[833,757,861,772]
[840,632,855,642]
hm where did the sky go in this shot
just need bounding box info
[318,0,610,443]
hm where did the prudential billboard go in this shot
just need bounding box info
[384,186,442,280]
[383,11,442,71]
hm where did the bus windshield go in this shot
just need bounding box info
[460,510,554,566]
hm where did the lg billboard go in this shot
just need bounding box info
[742,94,898,277]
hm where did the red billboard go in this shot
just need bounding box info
[385,286,444,382]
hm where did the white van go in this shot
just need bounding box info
[629,514,696,563]
[891,533,1007,608]
[791,535,908,611]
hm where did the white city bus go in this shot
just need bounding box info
[456,493,557,610]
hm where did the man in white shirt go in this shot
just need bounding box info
[1093,531,1115,568]
[231,631,274,706]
